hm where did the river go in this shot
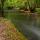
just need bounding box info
[4,10,40,40]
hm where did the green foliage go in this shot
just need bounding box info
[0,0,39,8]
[4,0,26,8]
[36,8,40,13]
[3,0,40,13]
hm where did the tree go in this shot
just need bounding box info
[27,0,36,13]
[36,0,40,8]
[1,0,5,17]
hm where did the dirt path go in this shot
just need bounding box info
[0,18,10,40]
[0,18,27,40]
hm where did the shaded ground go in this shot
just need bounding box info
[0,18,28,40]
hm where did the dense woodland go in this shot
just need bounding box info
[0,0,40,17]
[3,0,40,11]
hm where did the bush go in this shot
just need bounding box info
[7,6,14,10]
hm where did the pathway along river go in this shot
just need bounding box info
[4,9,40,40]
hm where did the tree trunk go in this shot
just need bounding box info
[1,0,4,17]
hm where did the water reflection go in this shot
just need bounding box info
[26,13,40,28]
[4,10,40,28]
